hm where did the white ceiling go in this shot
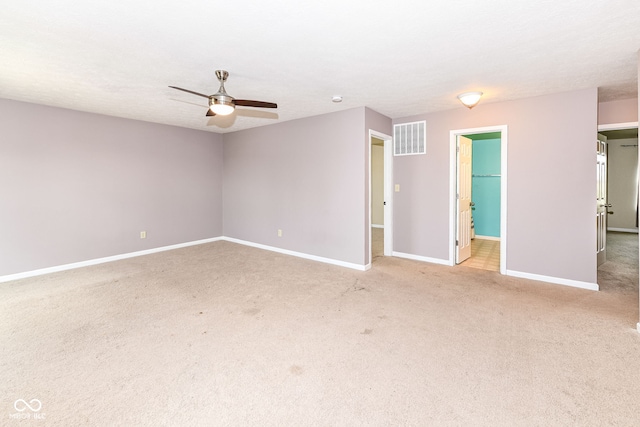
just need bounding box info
[1,0,639,134]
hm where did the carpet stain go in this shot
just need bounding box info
[244,307,261,316]
[289,365,304,375]
[341,279,368,296]
[362,329,373,335]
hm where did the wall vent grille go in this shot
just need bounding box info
[394,121,426,156]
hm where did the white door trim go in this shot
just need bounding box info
[449,125,508,274]
[369,130,393,264]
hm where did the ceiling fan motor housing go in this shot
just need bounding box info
[209,94,234,108]
[209,69,235,114]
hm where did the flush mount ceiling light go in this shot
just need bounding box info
[457,91,483,109]
[332,95,343,103]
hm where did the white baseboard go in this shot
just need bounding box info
[1,239,607,293]
[371,224,384,229]
[505,269,599,291]
[0,237,224,284]
[0,236,373,284]
[380,251,600,294]
[221,237,368,271]
[392,251,450,266]
[474,235,501,241]
[637,323,640,333]
[607,227,639,233]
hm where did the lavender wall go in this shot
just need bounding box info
[393,89,598,284]
[0,90,605,284]
[223,107,391,267]
[0,99,223,277]
[598,98,638,124]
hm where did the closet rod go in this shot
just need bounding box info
[472,174,501,177]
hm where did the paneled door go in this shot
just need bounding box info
[457,135,473,263]
[597,134,608,266]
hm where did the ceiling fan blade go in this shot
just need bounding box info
[206,109,215,117]
[169,86,210,99]
[234,99,278,109]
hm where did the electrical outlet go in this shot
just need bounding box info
[140,231,146,239]
[395,184,400,192]
[277,229,283,237]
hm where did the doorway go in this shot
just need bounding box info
[598,126,639,235]
[596,122,639,290]
[450,125,508,274]
[369,130,393,265]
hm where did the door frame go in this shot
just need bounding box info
[368,130,393,265]
[449,125,508,274]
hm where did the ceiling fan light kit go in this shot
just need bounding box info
[209,97,235,115]
[170,70,277,117]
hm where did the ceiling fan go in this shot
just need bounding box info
[169,70,277,117]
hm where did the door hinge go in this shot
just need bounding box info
[456,240,459,246]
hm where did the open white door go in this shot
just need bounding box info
[457,135,473,263]
[597,134,608,266]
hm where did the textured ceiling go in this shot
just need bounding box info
[1,0,638,133]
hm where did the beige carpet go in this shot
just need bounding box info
[1,232,639,426]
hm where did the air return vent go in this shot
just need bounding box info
[394,121,426,156]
